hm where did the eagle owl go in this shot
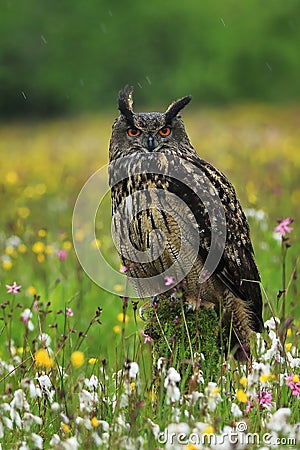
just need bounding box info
[109,86,263,360]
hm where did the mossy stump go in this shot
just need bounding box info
[144,298,221,389]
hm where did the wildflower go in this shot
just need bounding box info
[61,423,71,433]
[259,373,272,383]
[245,400,253,413]
[20,309,34,331]
[267,408,292,433]
[258,390,273,407]
[6,170,19,184]
[274,217,293,237]
[71,351,84,368]
[91,417,99,428]
[38,229,47,237]
[57,249,68,261]
[113,325,121,333]
[35,349,54,368]
[286,374,300,397]
[6,281,21,294]
[164,367,181,404]
[141,329,152,344]
[18,243,27,253]
[236,389,248,403]
[205,382,222,411]
[285,343,293,352]
[79,389,98,412]
[117,312,129,323]
[66,307,74,317]
[287,328,292,337]
[164,275,175,286]
[2,257,12,270]
[30,434,43,450]
[231,402,243,418]
[63,240,72,250]
[128,361,139,379]
[239,376,247,387]
[84,374,99,390]
[38,332,51,347]
[27,286,37,296]
[32,241,45,254]
[119,265,128,273]
[88,358,97,365]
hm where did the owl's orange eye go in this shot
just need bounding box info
[159,126,171,137]
[127,128,141,137]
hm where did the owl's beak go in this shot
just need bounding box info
[147,135,155,152]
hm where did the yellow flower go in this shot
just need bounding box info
[287,328,292,337]
[203,425,215,435]
[212,387,220,396]
[17,207,30,219]
[2,259,12,270]
[61,423,70,433]
[6,171,19,184]
[35,349,54,368]
[292,375,299,383]
[37,254,45,263]
[236,389,248,403]
[74,229,85,242]
[71,351,84,368]
[260,373,271,383]
[113,325,121,334]
[18,244,27,253]
[38,229,47,238]
[130,382,136,392]
[5,246,16,256]
[35,183,47,195]
[63,240,72,250]
[114,284,124,292]
[88,358,97,365]
[285,343,293,352]
[91,417,99,428]
[32,241,45,254]
[27,286,36,296]
[45,245,53,255]
[185,445,198,450]
[239,376,247,387]
[117,313,129,323]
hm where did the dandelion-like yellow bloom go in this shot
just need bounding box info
[18,244,27,253]
[236,389,248,403]
[71,351,84,368]
[37,254,45,263]
[212,386,220,396]
[32,241,45,254]
[203,425,215,435]
[292,375,299,383]
[260,373,271,383]
[239,376,247,387]
[6,171,19,184]
[117,313,129,323]
[113,325,121,334]
[27,286,36,296]
[63,240,72,251]
[2,260,12,270]
[285,343,293,352]
[185,444,199,450]
[130,382,136,392]
[38,229,47,238]
[91,417,99,428]
[17,207,30,219]
[88,358,97,365]
[5,246,16,256]
[61,423,70,433]
[74,229,85,242]
[35,349,54,368]
[287,328,292,337]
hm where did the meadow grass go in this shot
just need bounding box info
[0,105,299,449]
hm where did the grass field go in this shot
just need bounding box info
[0,105,299,448]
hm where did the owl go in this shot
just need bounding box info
[109,86,263,360]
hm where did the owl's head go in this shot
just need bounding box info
[109,86,192,161]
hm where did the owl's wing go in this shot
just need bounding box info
[168,152,263,332]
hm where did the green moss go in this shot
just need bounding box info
[144,298,221,386]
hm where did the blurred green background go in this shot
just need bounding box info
[1,0,300,118]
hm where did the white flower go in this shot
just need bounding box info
[38,332,51,348]
[78,389,98,413]
[157,357,167,372]
[61,436,79,450]
[164,422,190,450]
[50,434,61,446]
[128,362,139,379]
[231,402,243,418]
[20,309,34,331]
[165,383,180,404]
[10,389,29,411]
[165,367,181,383]
[19,442,29,450]
[23,413,42,432]
[75,416,92,430]
[264,317,280,330]
[204,382,222,412]
[30,433,43,449]
[84,374,99,390]
[267,408,292,433]
[37,374,55,403]
[51,402,61,412]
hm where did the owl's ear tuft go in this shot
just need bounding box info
[165,96,192,122]
[118,85,135,125]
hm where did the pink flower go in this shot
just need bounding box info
[141,329,152,344]
[6,281,21,294]
[258,390,272,407]
[245,400,253,413]
[57,249,68,261]
[274,217,293,237]
[286,374,300,398]
[66,307,74,317]
[164,276,175,286]
[119,265,128,273]
[33,298,39,312]
[20,309,34,331]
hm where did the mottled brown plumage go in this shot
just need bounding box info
[109,86,263,359]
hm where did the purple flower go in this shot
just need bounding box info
[245,400,253,413]
[286,374,300,398]
[274,218,293,237]
[141,329,152,344]
[57,249,68,261]
[164,276,175,286]
[119,265,128,273]
[258,390,272,407]
[66,307,74,317]
[6,281,21,294]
